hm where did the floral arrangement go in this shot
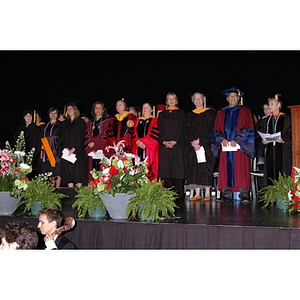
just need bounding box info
[289,166,300,213]
[89,140,149,196]
[0,132,34,197]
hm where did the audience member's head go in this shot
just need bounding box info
[0,222,38,250]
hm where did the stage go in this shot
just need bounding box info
[1,187,300,249]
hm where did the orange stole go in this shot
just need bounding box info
[41,137,56,167]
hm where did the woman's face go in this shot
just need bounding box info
[116,101,126,114]
[268,99,281,114]
[49,110,58,121]
[24,113,32,124]
[67,105,75,117]
[94,104,104,117]
[192,93,204,109]
[166,95,177,107]
[142,104,152,118]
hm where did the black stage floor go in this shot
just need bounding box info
[170,198,300,228]
[56,187,300,229]
[2,188,300,249]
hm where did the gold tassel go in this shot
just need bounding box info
[33,109,36,123]
[240,97,243,105]
[153,105,156,117]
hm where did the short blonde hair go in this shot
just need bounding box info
[166,92,178,107]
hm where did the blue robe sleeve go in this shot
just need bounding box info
[234,127,255,158]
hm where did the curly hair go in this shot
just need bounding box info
[0,222,38,249]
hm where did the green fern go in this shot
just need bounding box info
[126,180,178,222]
[72,186,105,219]
[259,172,293,209]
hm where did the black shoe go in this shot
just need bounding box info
[241,197,250,203]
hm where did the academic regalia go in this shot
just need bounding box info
[108,111,137,153]
[256,112,292,186]
[60,117,88,186]
[84,115,113,182]
[185,108,216,188]
[132,116,160,181]
[38,120,62,177]
[211,105,255,195]
[13,122,41,177]
[158,107,186,198]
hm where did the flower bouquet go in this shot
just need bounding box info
[289,166,300,213]
[0,131,34,197]
[89,140,149,196]
[88,140,149,219]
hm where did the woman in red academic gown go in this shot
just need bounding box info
[132,102,160,181]
[84,101,113,182]
[108,99,137,153]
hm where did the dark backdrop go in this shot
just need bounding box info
[1,50,299,148]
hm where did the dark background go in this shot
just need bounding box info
[1,50,299,148]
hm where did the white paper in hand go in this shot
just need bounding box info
[222,142,240,152]
[87,150,104,160]
[62,148,77,164]
[195,146,206,163]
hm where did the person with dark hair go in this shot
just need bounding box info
[108,99,137,153]
[211,87,255,202]
[84,101,113,181]
[256,94,292,186]
[132,102,160,181]
[158,92,186,200]
[39,106,63,188]
[13,109,40,177]
[34,109,45,127]
[37,208,77,250]
[0,221,38,250]
[60,102,88,187]
[185,91,216,200]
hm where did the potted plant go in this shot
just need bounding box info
[88,140,149,219]
[259,172,293,209]
[0,131,34,214]
[72,186,106,219]
[126,179,178,222]
[15,173,65,215]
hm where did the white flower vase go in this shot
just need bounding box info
[100,193,136,219]
[0,191,21,215]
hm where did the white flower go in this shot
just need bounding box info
[19,163,31,170]
[117,160,124,169]
[14,151,26,157]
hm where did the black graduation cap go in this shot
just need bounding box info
[221,87,244,97]
[22,108,34,118]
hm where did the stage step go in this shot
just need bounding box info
[58,187,78,219]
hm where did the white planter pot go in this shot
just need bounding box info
[0,191,21,215]
[100,193,135,219]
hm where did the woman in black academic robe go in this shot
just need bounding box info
[256,96,292,186]
[158,92,185,199]
[60,103,88,187]
[185,92,216,200]
[39,107,63,188]
[13,109,41,178]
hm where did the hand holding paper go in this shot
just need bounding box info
[62,148,77,164]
